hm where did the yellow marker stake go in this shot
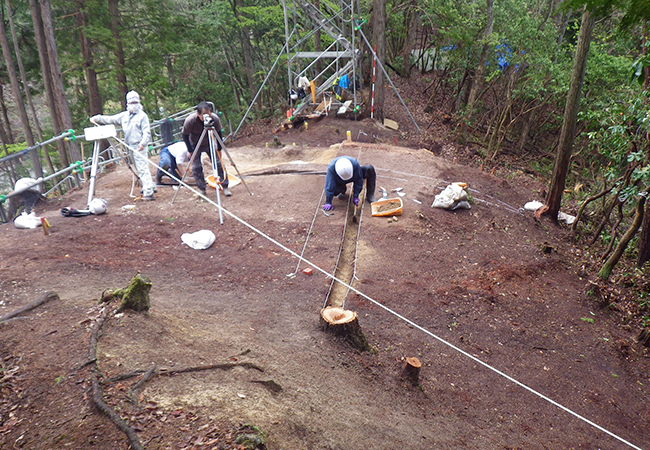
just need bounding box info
[346,130,351,142]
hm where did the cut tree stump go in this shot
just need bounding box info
[102,273,152,312]
[320,306,372,352]
[402,357,422,385]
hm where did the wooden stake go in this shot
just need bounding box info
[402,357,422,385]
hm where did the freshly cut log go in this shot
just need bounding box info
[402,357,422,385]
[320,307,372,352]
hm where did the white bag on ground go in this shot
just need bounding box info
[432,183,470,210]
[14,211,42,229]
[181,230,216,250]
[524,200,544,211]
[558,211,576,225]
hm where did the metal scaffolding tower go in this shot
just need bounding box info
[231,0,421,137]
[281,0,362,114]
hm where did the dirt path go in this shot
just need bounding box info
[1,141,649,450]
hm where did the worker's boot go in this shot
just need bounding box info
[366,176,377,203]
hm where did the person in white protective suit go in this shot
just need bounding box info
[90,91,156,200]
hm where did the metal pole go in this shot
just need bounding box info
[281,0,292,95]
[211,130,253,196]
[350,0,357,108]
[358,29,422,134]
[86,140,101,206]
[0,129,74,165]
[208,131,223,224]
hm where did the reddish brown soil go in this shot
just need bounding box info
[1,116,650,450]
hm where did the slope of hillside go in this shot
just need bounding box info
[1,134,649,449]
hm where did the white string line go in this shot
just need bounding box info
[143,150,641,450]
[287,187,324,277]
[323,184,354,309]
[343,198,365,309]
[343,144,368,307]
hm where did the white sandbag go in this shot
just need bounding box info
[432,183,469,209]
[181,230,216,250]
[14,177,42,194]
[558,211,576,225]
[14,211,42,229]
[450,200,471,210]
[524,200,544,211]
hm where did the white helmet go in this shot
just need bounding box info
[126,90,140,103]
[335,158,353,181]
[89,198,108,215]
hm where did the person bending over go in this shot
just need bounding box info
[322,156,376,212]
[156,141,190,185]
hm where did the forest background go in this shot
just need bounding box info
[3,0,650,319]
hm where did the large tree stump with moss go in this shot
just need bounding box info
[320,306,372,352]
[102,273,152,312]
[402,357,422,385]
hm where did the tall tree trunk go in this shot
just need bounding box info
[543,9,595,221]
[463,0,494,132]
[0,81,13,146]
[108,0,128,107]
[554,7,572,63]
[600,195,646,280]
[0,82,9,155]
[6,0,43,140]
[40,0,82,163]
[6,0,59,184]
[0,4,42,178]
[234,0,256,104]
[0,114,8,155]
[636,22,650,267]
[638,200,650,267]
[372,0,386,121]
[221,43,242,110]
[538,0,556,31]
[74,0,102,115]
[30,0,69,167]
[398,4,419,78]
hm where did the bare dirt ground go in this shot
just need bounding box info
[2,113,650,450]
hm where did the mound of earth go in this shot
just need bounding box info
[1,140,649,449]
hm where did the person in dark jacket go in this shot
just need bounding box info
[182,101,230,197]
[322,156,376,211]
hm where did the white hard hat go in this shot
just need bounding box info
[89,198,108,215]
[335,158,353,181]
[126,90,140,103]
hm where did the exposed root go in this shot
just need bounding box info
[107,361,265,384]
[128,365,157,404]
[158,362,265,376]
[87,305,144,450]
[0,291,59,324]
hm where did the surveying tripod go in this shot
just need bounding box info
[170,115,251,224]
